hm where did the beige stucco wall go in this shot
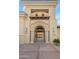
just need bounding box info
[19,12,28,44]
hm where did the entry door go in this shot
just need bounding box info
[36,32,45,42]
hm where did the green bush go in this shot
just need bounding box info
[53,39,60,43]
[53,39,60,46]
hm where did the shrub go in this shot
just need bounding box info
[53,38,60,46]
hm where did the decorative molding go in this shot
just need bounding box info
[31,9,49,13]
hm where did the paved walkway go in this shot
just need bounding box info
[19,43,60,59]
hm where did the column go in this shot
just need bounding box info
[45,31,49,43]
[48,31,50,42]
[30,31,34,44]
[26,30,30,44]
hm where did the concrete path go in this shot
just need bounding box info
[19,43,60,59]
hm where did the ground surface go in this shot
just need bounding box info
[19,43,60,59]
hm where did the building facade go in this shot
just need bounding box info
[19,0,58,44]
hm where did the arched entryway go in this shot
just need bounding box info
[34,26,45,43]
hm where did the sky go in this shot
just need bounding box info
[19,0,60,25]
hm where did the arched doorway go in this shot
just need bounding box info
[34,26,45,43]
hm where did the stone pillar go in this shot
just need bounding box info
[45,31,49,43]
[30,31,34,44]
[26,30,30,44]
